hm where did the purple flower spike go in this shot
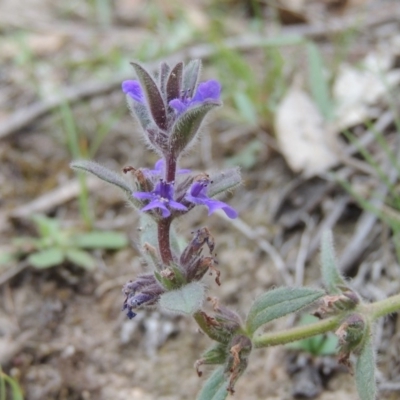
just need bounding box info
[122,80,144,103]
[133,180,188,218]
[185,179,238,219]
[169,79,221,115]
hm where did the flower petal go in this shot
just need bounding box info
[169,200,188,212]
[169,98,187,114]
[192,80,221,103]
[122,80,144,103]
[141,200,171,217]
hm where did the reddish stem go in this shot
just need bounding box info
[158,217,173,265]
[165,155,177,183]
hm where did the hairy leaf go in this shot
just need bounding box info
[169,102,220,155]
[355,333,376,400]
[321,230,347,294]
[183,59,201,94]
[197,366,229,400]
[70,160,132,194]
[208,168,241,198]
[246,287,324,335]
[159,282,204,315]
[130,62,167,130]
[159,61,171,96]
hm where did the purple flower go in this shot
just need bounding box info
[122,275,164,319]
[133,180,188,218]
[169,80,221,115]
[144,159,191,178]
[185,179,238,219]
[122,80,144,103]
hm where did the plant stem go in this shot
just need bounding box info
[165,155,176,183]
[368,292,400,320]
[253,293,400,349]
[253,315,342,348]
[158,217,173,265]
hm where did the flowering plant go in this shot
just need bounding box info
[71,60,400,400]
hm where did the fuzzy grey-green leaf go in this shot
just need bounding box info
[169,102,220,155]
[246,287,324,335]
[159,282,204,315]
[208,168,241,198]
[321,231,347,294]
[197,366,229,400]
[166,62,183,103]
[355,332,376,400]
[70,160,132,194]
[183,59,201,94]
[130,62,167,130]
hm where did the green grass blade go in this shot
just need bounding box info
[307,42,334,121]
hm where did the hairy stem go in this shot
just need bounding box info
[166,155,177,183]
[158,217,173,265]
[254,293,400,349]
[253,315,342,348]
[368,292,400,320]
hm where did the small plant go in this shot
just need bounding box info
[0,367,24,400]
[71,59,400,400]
[0,214,128,270]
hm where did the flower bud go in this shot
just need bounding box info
[225,335,252,394]
[335,313,367,368]
[194,298,243,344]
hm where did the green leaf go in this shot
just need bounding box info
[355,333,376,400]
[70,160,133,194]
[28,248,64,269]
[159,282,204,315]
[197,366,229,400]
[169,102,221,155]
[166,61,183,103]
[307,42,334,121]
[65,249,96,270]
[72,231,128,249]
[321,231,347,294]
[208,168,241,198]
[246,287,324,335]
